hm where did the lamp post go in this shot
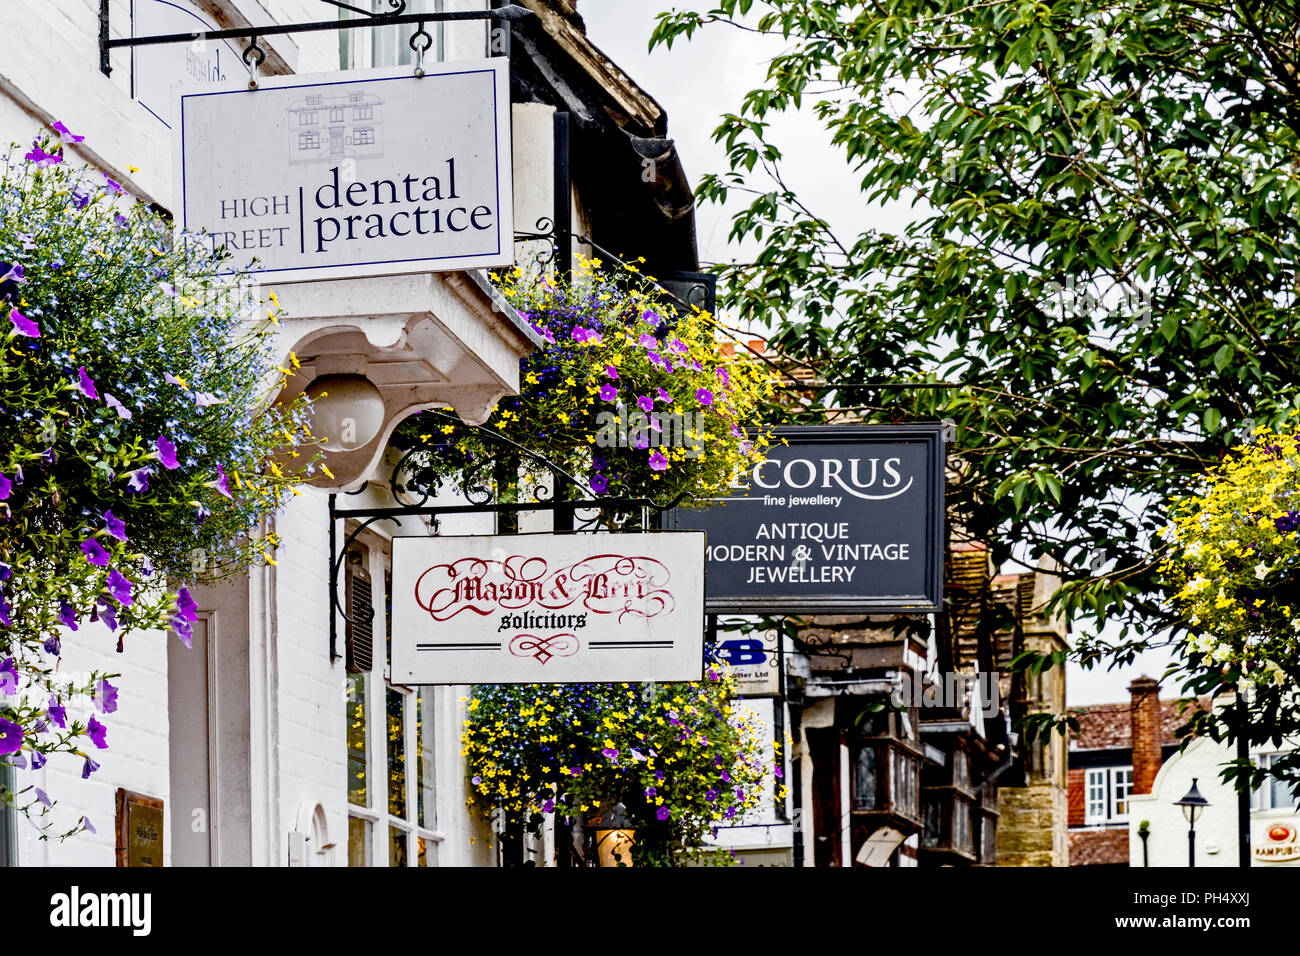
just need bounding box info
[1175,779,1210,868]
[305,374,386,452]
[593,802,636,867]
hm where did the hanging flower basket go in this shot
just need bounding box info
[0,127,313,835]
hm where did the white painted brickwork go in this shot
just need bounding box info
[3,0,499,867]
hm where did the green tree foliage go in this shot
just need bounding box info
[651,0,1300,773]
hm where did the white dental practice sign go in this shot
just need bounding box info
[390,533,706,685]
[175,61,513,280]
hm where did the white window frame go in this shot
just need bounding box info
[1252,753,1300,811]
[339,0,445,71]
[1085,766,1132,824]
[345,533,445,866]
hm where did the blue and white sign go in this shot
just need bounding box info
[715,628,782,697]
[175,61,513,281]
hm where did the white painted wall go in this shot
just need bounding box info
[2,0,503,868]
[1129,735,1300,868]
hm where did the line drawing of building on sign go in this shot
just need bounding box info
[287,90,384,165]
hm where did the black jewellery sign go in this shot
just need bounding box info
[666,425,946,614]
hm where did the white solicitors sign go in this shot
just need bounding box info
[391,534,706,685]
[175,61,513,280]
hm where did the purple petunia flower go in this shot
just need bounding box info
[599,384,618,402]
[126,467,151,493]
[471,775,482,785]
[637,395,654,413]
[24,141,61,167]
[649,451,669,472]
[541,799,555,813]
[604,365,618,379]
[44,634,62,655]
[0,657,18,695]
[213,464,232,499]
[8,308,40,338]
[59,600,79,632]
[70,190,90,210]
[696,388,714,406]
[47,697,66,729]
[656,806,671,822]
[74,366,98,399]
[642,310,659,325]
[176,587,199,623]
[107,569,133,607]
[86,716,109,749]
[602,747,619,759]
[82,816,96,834]
[0,592,10,627]
[195,391,222,408]
[638,332,657,348]
[0,717,23,755]
[657,387,671,402]
[724,806,736,819]
[82,756,100,779]
[1275,510,1300,534]
[569,766,582,777]
[104,510,127,542]
[171,616,194,648]
[721,769,731,783]
[589,474,609,495]
[774,766,784,779]
[103,393,133,420]
[80,538,110,566]
[0,262,23,286]
[103,174,124,196]
[35,786,51,806]
[705,789,719,803]
[0,472,9,500]
[645,786,657,798]
[157,436,180,469]
[51,121,84,144]
[717,367,731,386]
[99,599,119,633]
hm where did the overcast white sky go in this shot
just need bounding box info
[579,1,1176,706]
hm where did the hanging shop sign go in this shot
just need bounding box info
[715,628,783,697]
[667,425,945,614]
[390,533,705,685]
[133,0,240,129]
[175,60,513,281]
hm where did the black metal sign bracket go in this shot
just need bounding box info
[98,0,533,76]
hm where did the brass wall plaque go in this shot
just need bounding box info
[115,789,164,867]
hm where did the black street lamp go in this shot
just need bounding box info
[1175,778,1211,868]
